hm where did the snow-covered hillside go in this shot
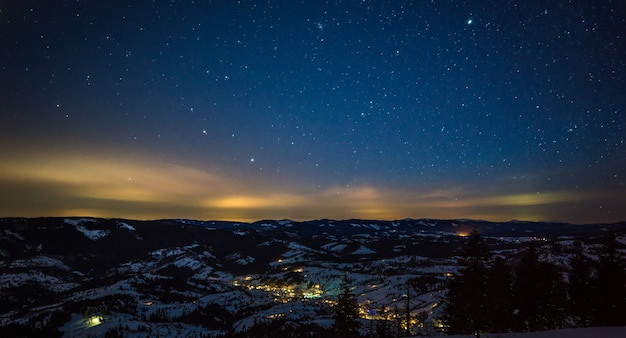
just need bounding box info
[0,217,624,337]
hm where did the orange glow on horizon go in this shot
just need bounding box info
[0,151,620,224]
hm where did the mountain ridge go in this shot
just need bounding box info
[1,217,624,337]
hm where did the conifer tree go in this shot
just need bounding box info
[593,231,626,326]
[333,275,361,337]
[485,256,514,332]
[538,260,567,329]
[442,228,490,337]
[568,241,593,326]
[513,243,566,331]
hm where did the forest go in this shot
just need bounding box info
[440,229,625,337]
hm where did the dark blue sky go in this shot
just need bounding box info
[1,1,624,223]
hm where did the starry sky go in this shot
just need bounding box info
[1,1,625,223]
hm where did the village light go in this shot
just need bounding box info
[87,315,102,327]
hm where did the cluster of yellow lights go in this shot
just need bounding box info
[359,305,424,331]
[232,274,436,331]
[267,313,285,319]
[233,278,323,303]
[323,298,337,306]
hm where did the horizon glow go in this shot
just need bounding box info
[0,2,624,224]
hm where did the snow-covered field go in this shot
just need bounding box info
[1,217,624,336]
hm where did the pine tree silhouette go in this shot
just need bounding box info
[594,231,626,326]
[513,242,566,331]
[568,241,593,326]
[442,228,490,337]
[485,256,514,332]
[332,274,361,338]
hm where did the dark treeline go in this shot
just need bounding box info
[441,229,626,337]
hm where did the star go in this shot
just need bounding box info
[0,1,622,223]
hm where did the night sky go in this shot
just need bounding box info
[1,1,625,223]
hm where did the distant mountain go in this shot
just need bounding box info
[1,217,624,337]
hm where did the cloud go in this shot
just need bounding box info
[0,153,233,218]
[0,152,621,223]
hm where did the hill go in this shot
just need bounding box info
[0,217,624,337]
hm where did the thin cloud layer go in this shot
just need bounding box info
[1,152,617,223]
